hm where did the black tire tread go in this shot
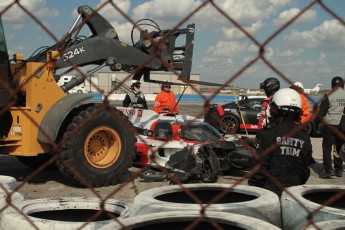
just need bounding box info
[57,104,136,187]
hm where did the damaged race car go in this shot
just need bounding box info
[118,108,255,183]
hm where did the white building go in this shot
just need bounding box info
[97,71,200,95]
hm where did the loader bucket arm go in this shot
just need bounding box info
[27,5,195,83]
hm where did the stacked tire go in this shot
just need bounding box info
[129,184,282,228]
[100,211,281,229]
[0,175,17,192]
[281,184,345,230]
[0,197,131,230]
[0,175,24,221]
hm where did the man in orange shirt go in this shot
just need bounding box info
[291,82,310,124]
[153,82,179,114]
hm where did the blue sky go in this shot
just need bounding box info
[1,0,345,90]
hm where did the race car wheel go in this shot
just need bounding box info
[281,184,345,230]
[57,105,136,187]
[220,114,239,134]
[200,147,220,183]
[131,184,282,227]
[140,170,167,182]
[0,197,130,230]
[103,211,281,229]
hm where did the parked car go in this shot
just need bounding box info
[204,95,265,134]
[204,95,322,136]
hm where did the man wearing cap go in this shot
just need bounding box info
[316,76,345,178]
[123,80,148,109]
[258,77,280,129]
[154,82,179,114]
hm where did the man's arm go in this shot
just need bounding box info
[314,94,329,125]
[123,94,131,107]
[153,93,161,113]
[248,131,269,187]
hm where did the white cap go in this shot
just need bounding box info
[131,80,141,85]
[293,82,304,89]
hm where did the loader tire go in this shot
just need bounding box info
[57,105,136,187]
[17,154,57,171]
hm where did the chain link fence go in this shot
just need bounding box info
[0,0,344,229]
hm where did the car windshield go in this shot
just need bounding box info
[180,123,223,142]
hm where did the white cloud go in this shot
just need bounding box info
[222,20,263,40]
[96,0,131,22]
[276,48,304,57]
[319,53,326,61]
[0,0,59,25]
[284,19,345,49]
[273,8,316,26]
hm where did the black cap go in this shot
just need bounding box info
[260,78,280,96]
[331,76,344,89]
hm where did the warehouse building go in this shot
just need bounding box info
[97,71,200,95]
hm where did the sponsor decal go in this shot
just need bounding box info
[119,108,143,117]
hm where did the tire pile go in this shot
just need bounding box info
[0,176,344,229]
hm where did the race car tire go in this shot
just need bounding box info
[139,170,167,182]
[281,184,345,230]
[0,175,17,191]
[220,114,240,134]
[100,211,281,230]
[130,184,282,227]
[57,104,136,187]
[200,147,220,183]
[0,197,130,230]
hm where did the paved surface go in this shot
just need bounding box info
[0,102,343,203]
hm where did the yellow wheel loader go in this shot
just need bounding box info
[0,5,195,187]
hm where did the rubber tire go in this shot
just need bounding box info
[17,154,57,171]
[0,175,17,191]
[0,191,24,214]
[304,220,345,229]
[100,211,281,230]
[281,184,345,230]
[220,114,240,134]
[200,147,220,183]
[131,183,282,227]
[140,170,167,182]
[57,105,136,187]
[0,197,130,230]
[77,90,83,93]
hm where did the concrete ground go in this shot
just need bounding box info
[0,102,343,203]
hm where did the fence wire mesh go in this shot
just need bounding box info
[0,0,344,229]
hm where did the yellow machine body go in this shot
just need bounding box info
[0,60,65,156]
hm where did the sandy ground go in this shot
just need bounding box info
[0,101,343,203]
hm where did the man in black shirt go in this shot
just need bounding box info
[248,88,313,196]
[123,80,148,109]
